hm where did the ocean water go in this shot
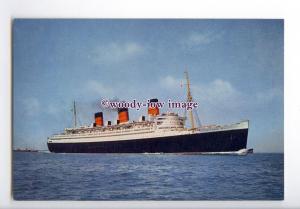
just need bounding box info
[13,152,283,200]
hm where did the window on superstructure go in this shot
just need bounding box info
[157,118,165,120]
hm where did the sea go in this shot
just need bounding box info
[13,152,284,200]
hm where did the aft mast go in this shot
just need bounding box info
[73,100,77,128]
[184,71,195,129]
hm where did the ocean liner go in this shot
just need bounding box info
[47,72,249,154]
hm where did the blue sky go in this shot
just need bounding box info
[13,19,283,152]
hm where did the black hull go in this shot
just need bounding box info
[47,128,248,153]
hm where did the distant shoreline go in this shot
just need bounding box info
[13,149,39,152]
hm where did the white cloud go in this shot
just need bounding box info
[46,103,60,116]
[183,31,224,47]
[194,79,239,104]
[86,80,115,97]
[160,75,281,105]
[159,75,242,124]
[22,97,40,116]
[160,75,182,89]
[255,88,283,104]
[93,42,143,63]
[188,33,212,45]
[159,74,282,128]
[160,75,239,104]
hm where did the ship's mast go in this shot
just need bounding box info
[184,71,195,129]
[73,100,77,128]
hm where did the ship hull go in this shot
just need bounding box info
[47,128,248,153]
